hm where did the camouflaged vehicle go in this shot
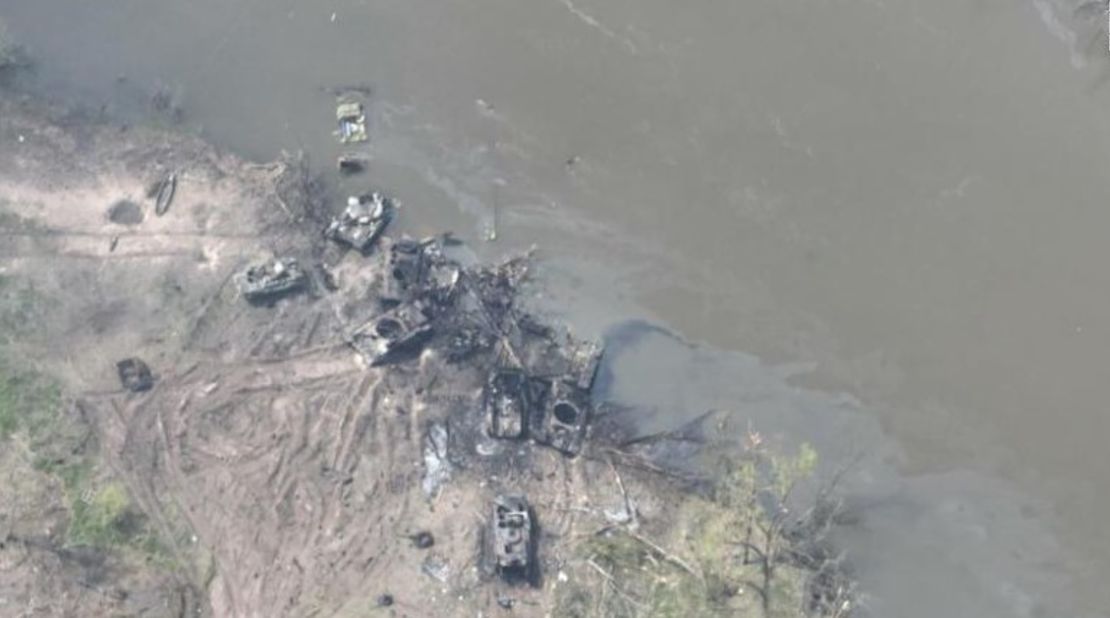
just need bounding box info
[335,100,368,143]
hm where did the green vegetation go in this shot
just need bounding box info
[0,354,60,440]
[0,282,165,559]
[556,441,854,617]
[69,482,132,546]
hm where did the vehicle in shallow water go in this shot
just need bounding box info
[236,258,307,301]
[335,100,368,143]
[325,192,394,252]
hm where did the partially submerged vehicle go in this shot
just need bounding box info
[236,258,307,301]
[351,303,434,366]
[491,495,533,579]
[529,380,590,456]
[116,358,154,392]
[337,154,367,175]
[325,192,394,252]
[484,369,530,439]
[336,100,368,143]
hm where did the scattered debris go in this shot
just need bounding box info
[381,237,461,306]
[410,531,435,549]
[491,495,533,582]
[153,173,176,216]
[443,325,494,363]
[235,258,307,302]
[421,423,452,498]
[335,99,368,143]
[109,235,120,252]
[116,358,154,392]
[376,594,394,607]
[324,192,393,252]
[496,595,515,609]
[420,554,450,583]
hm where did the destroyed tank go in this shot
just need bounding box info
[529,379,590,456]
[236,258,307,301]
[351,302,434,366]
[490,495,533,578]
[325,192,394,252]
[382,237,460,305]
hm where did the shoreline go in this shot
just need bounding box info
[0,90,853,616]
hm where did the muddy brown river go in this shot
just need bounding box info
[3,0,1110,615]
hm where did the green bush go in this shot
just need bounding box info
[69,483,134,547]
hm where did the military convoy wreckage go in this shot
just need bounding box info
[223,182,603,582]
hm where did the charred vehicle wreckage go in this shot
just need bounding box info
[235,257,307,302]
[324,191,394,252]
[228,108,606,590]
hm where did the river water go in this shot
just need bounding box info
[3,0,1109,615]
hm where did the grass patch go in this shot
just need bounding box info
[0,353,61,440]
[0,345,169,562]
[556,442,848,617]
[69,482,132,547]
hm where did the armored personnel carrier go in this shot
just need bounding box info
[325,192,394,252]
[236,258,307,301]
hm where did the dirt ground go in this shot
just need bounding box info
[0,95,690,618]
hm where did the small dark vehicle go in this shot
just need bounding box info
[116,358,153,392]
